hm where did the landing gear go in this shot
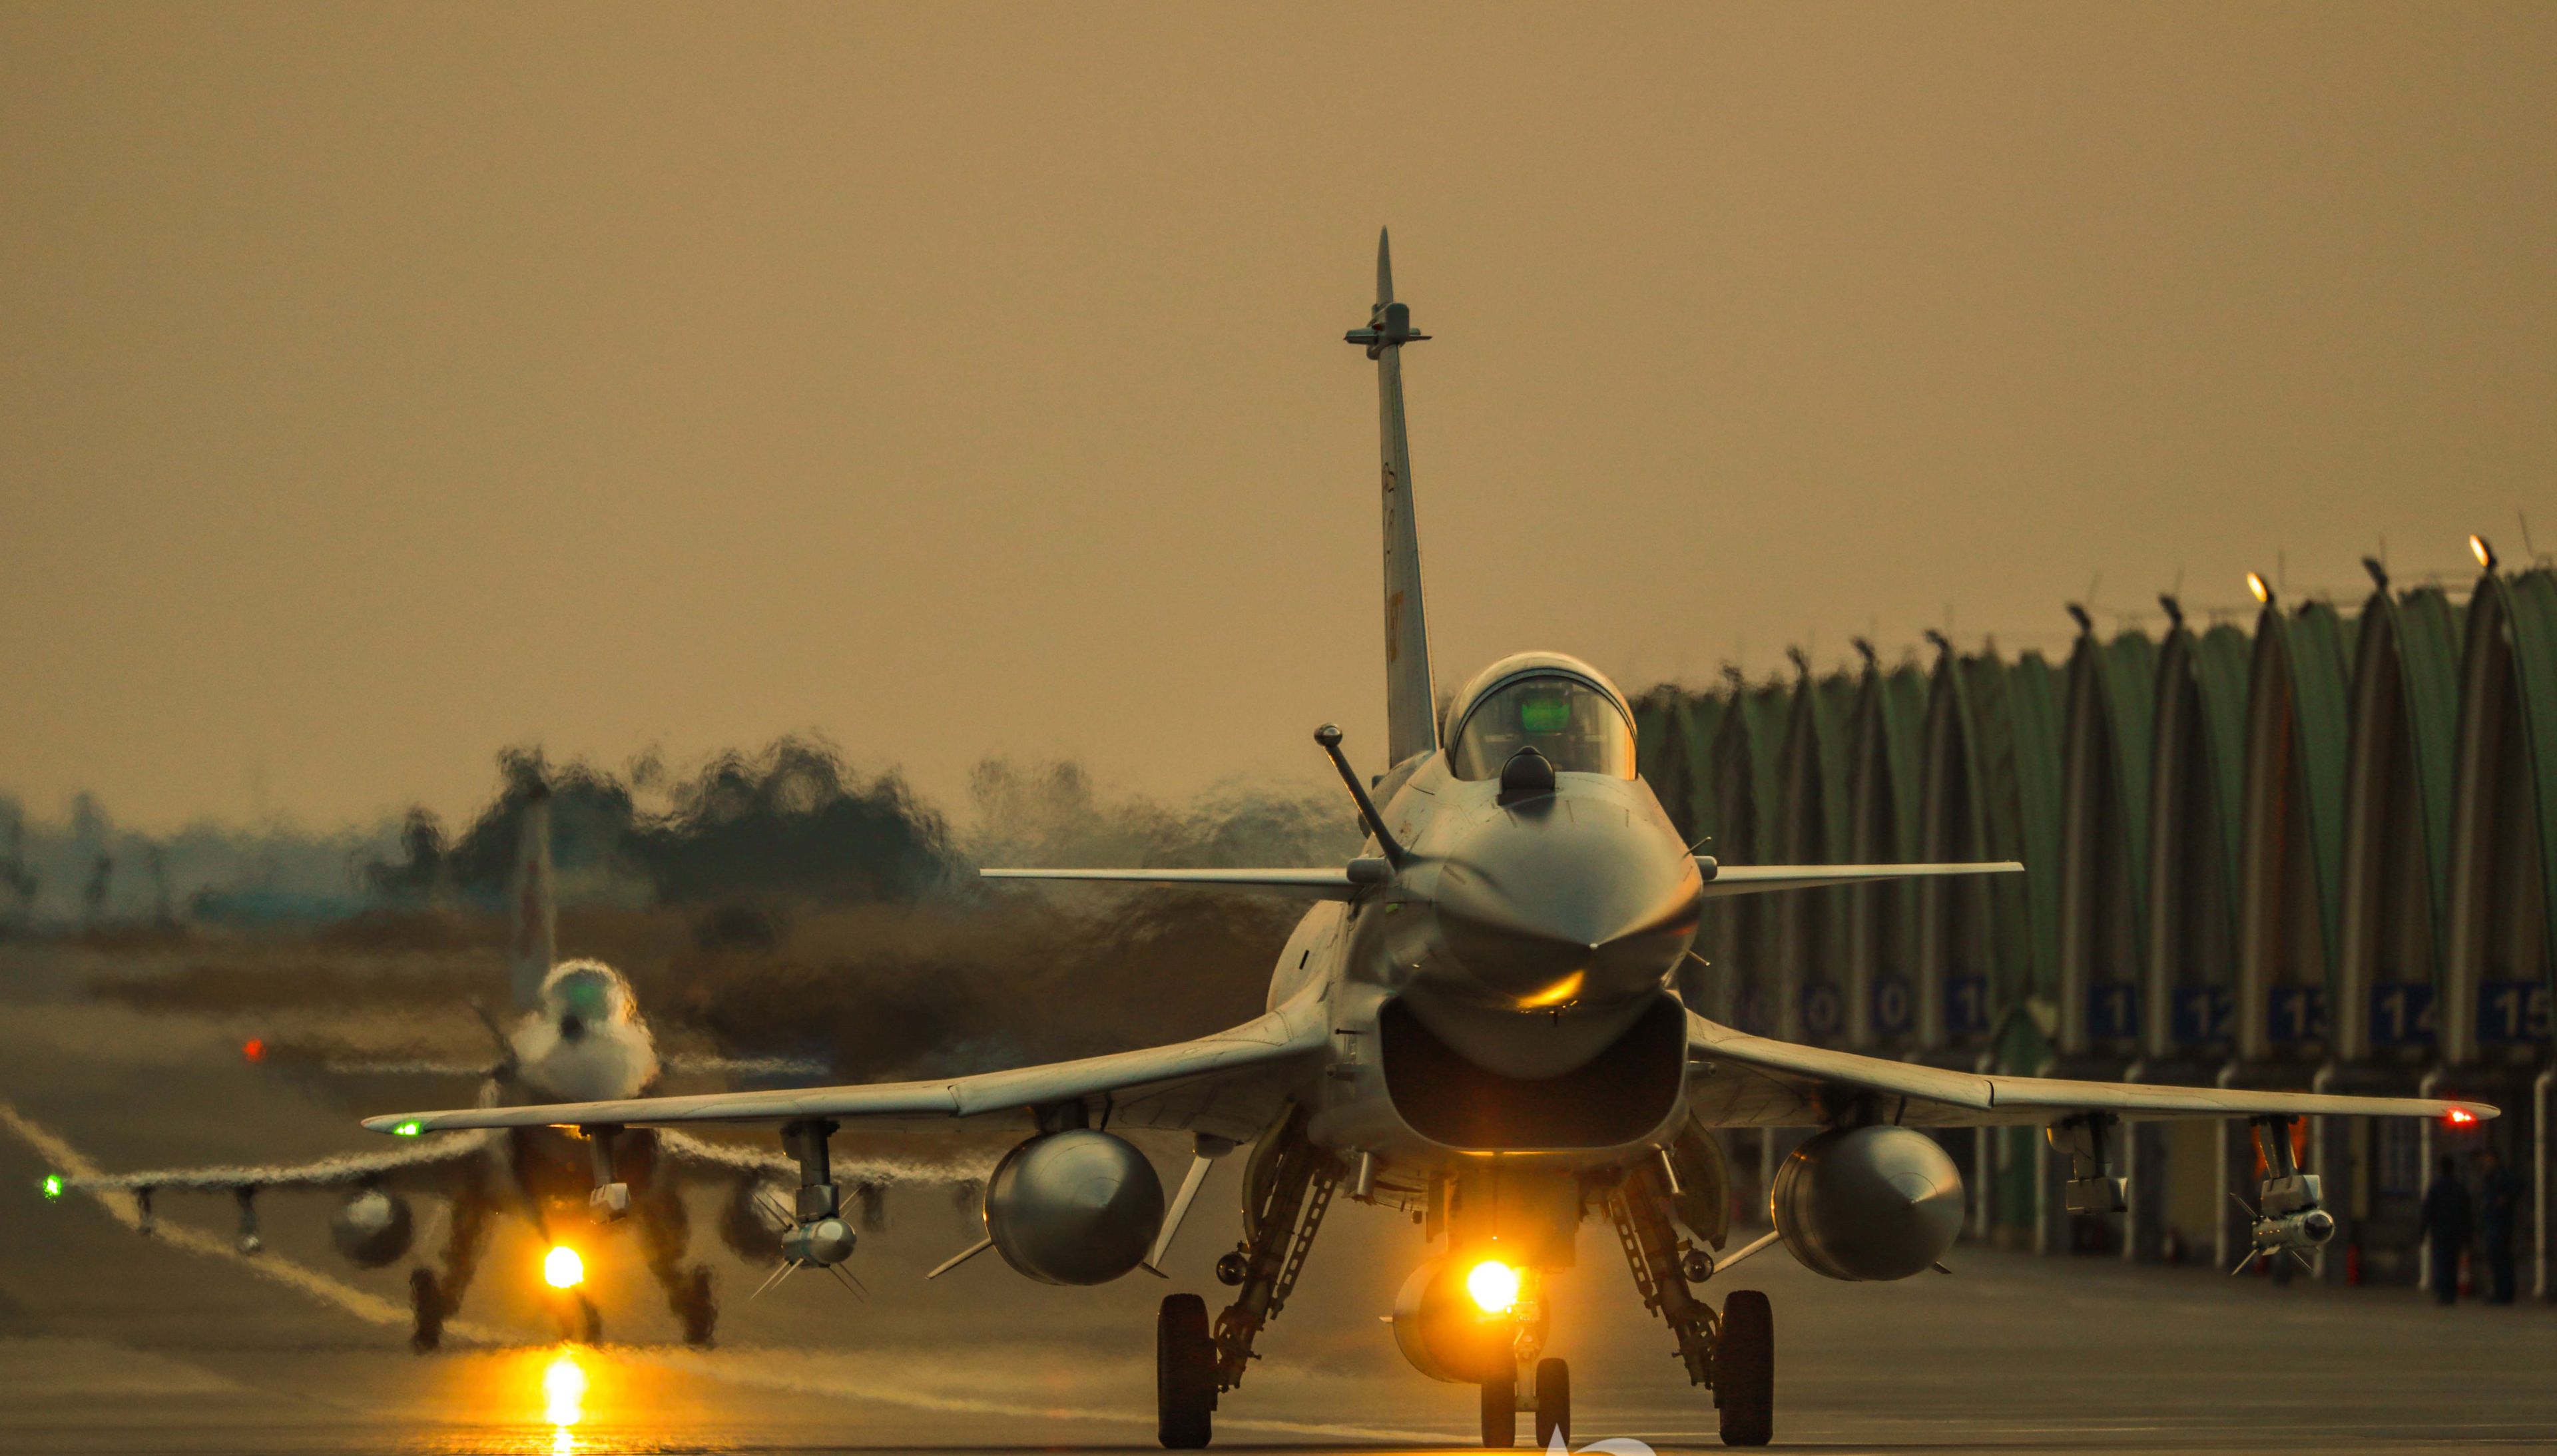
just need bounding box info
[1606,1157,1773,1447]
[1152,1106,1338,1448]
[1477,1355,1567,1449]
[1713,1291,1773,1447]
[1479,1374,1516,1449]
[1209,1106,1340,1393]
[408,1190,493,1354]
[677,1266,716,1347]
[635,1184,718,1347]
[1533,1358,1571,1449]
[1156,1293,1217,1449]
[408,1268,446,1353]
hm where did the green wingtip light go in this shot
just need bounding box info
[41,1174,64,1199]
[393,1120,424,1137]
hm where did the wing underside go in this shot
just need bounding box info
[1683,1014,2498,1126]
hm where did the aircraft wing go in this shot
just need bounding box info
[63,1132,495,1197]
[364,1001,1330,1146]
[1682,1014,2498,1126]
[980,861,2025,901]
[982,867,1362,899]
[1699,860,2024,897]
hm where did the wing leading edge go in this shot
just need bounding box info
[363,1001,1331,1144]
[1683,1013,2498,1127]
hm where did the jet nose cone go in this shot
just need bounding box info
[1430,799,1701,1009]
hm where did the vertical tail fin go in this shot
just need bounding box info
[508,783,556,1011]
[1344,227,1439,766]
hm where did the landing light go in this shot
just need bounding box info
[2245,571,2272,606]
[544,1245,586,1290]
[2471,534,2496,571]
[1466,1258,1521,1315]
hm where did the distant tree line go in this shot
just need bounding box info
[364,736,959,909]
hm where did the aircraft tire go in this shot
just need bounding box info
[408,1268,443,1353]
[1533,1358,1570,1448]
[682,1266,716,1348]
[1480,1373,1516,1448]
[1715,1290,1773,1447]
[1156,1293,1215,1449]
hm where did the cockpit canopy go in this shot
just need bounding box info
[541,959,633,1025]
[1445,654,1637,781]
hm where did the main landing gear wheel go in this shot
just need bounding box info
[680,1266,716,1348]
[408,1268,445,1353]
[1157,1293,1216,1449]
[1533,1358,1571,1449]
[1480,1373,1516,1449]
[1714,1290,1773,1447]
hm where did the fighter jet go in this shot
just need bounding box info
[362,234,2498,1446]
[57,783,953,1351]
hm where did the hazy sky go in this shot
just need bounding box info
[4,3,2552,832]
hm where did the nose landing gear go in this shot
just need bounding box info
[1534,1357,1571,1448]
[1481,1355,1572,1449]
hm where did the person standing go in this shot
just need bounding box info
[2476,1148,2524,1306]
[2418,1155,2472,1306]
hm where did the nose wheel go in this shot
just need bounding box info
[1534,1358,1571,1448]
[1479,1356,1569,1449]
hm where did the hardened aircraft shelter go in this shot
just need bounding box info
[1632,554,2556,1298]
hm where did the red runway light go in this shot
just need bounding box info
[242,1038,266,1063]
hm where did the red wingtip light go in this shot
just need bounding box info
[242,1038,266,1063]
[2446,1108,2476,1126]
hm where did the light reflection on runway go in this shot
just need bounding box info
[542,1349,584,1433]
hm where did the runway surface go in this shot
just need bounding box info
[3,951,2552,1455]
